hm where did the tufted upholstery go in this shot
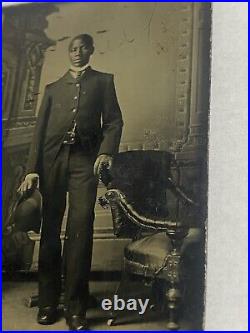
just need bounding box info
[124,228,202,277]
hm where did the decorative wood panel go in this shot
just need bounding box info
[2,4,58,272]
[2,54,18,122]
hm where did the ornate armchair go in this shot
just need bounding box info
[100,150,204,330]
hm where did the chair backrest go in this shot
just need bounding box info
[101,150,174,237]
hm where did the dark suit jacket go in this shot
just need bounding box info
[26,67,123,180]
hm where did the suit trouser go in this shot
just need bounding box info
[38,143,98,315]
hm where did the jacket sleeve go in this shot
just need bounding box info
[98,74,123,156]
[26,85,51,174]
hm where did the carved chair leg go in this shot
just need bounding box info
[165,231,187,330]
[166,286,181,331]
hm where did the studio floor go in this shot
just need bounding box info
[2,275,202,331]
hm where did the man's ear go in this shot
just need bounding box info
[90,46,95,55]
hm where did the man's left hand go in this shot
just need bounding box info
[94,154,113,176]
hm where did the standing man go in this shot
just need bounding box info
[19,34,123,330]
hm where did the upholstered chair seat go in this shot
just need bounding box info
[124,228,202,278]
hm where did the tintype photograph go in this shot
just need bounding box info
[3,2,211,331]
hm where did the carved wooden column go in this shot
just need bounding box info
[181,2,211,155]
[173,2,211,222]
[3,4,57,271]
[171,4,210,324]
[174,3,194,149]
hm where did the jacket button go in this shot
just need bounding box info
[72,108,76,113]
[76,83,80,87]
[74,96,78,100]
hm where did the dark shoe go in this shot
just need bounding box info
[37,306,57,325]
[66,315,89,331]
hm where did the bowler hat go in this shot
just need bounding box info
[12,189,43,234]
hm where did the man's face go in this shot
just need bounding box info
[69,38,93,67]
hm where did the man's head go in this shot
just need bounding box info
[68,34,94,68]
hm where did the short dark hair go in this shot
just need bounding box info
[68,34,94,51]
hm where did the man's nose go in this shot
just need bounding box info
[75,48,81,56]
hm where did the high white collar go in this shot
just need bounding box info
[70,63,90,73]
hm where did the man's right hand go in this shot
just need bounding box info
[17,173,39,193]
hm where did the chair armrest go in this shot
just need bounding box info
[105,189,188,238]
